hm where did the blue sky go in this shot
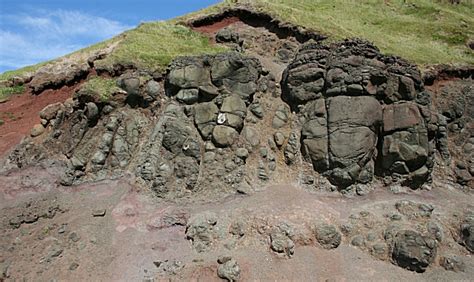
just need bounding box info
[0,0,221,73]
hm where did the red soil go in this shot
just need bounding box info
[192,16,241,35]
[0,84,79,157]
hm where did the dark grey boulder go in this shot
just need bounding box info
[145,80,161,99]
[391,230,437,272]
[212,125,239,147]
[167,56,211,91]
[176,88,199,104]
[117,75,140,96]
[194,102,219,139]
[216,28,240,44]
[211,52,262,101]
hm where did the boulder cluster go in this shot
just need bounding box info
[282,39,443,188]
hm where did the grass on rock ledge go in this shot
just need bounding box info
[94,22,227,73]
[79,77,121,102]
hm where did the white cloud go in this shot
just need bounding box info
[0,10,132,71]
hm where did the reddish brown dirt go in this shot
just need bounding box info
[0,85,79,157]
[192,16,241,35]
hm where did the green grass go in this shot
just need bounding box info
[0,85,25,100]
[0,64,49,82]
[0,37,119,83]
[79,77,120,102]
[0,0,472,83]
[94,21,226,73]
[233,0,473,66]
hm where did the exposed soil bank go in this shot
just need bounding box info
[423,65,473,86]
[189,8,327,43]
[0,85,78,157]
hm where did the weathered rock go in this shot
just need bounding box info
[282,63,325,105]
[185,212,218,253]
[351,235,365,247]
[117,75,140,96]
[314,223,341,249]
[176,88,199,104]
[154,260,185,275]
[284,131,299,164]
[272,105,290,129]
[194,102,219,138]
[146,80,161,99]
[270,223,295,257]
[440,255,466,272]
[85,102,99,121]
[426,221,444,242]
[30,124,46,137]
[281,39,433,188]
[274,132,285,147]
[69,262,79,271]
[249,101,264,118]
[162,119,192,154]
[40,102,64,121]
[391,230,437,272]
[212,126,239,147]
[217,257,240,281]
[221,95,247,116]
[30,62,89,94]
[242,126,260,147]
[92,209,106,217]
[383,103,422,132]
[236,148,249,160]
[381,127,430,185]
[211,52,262,100]
[167,56,211,91]
[395,200,434,219]
[216,28,240,44]
[460,214,474,253]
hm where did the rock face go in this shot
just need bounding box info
[282,39,438,188]
[4,52,265,199]
[2,39,456,200]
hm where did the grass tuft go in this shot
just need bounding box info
[0,85,25,100]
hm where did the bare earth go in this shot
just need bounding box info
[0,164,472,281]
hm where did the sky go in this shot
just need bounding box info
[0,0,221,73]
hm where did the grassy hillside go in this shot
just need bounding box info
[246,0,473,66]
[94,21,226,73]
[0,0,472,86]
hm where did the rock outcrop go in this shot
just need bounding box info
[0,39,462,199]
[282,39,440,188]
